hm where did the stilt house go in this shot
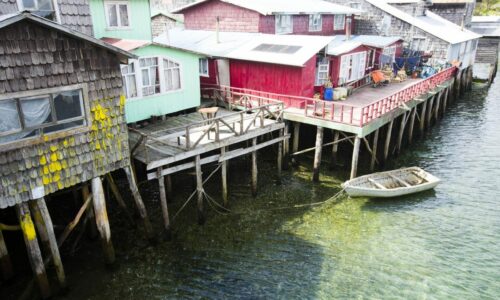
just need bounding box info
[470,16,500,83]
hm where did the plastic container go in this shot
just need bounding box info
[324,87,333,101]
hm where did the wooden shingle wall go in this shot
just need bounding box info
[476,38,500,63]
[0,20,130,209]
[0,0,18,15]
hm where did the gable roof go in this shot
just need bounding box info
[0,12,136,62]
[150,8,184,22]
[327,35,403,56]
[154,28,333,67]
[172,0,362,15]
[366,0,481,44]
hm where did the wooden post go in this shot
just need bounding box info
[370,129,379,172]
[419,100,427,136]
[291,122,300,164]
[124,166,154,240]
[82,184,97,239]
[251,138,258,197]
[16,202,50,299]
[106,173,134,224]
[0,230,13,280]
[330,130,340,169]
[221,147,228,207]
[29,198,66,288]
[442,86,449,114]
[283,122,290,170]
[277,129,283,179]
[350,136,361,179]
[157,172,171,239]
[383,120,394,163]
[165,175,173,198]
[91,177,115,265]
[426,95,435,128]
[434,91,441,121]
[312,126,324,182]
[396,113,407,156]
[408,106,417,144]
[195,155,205,224]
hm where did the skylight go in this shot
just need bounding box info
[252,44,302,54]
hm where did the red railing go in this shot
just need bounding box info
[200,66,456,127]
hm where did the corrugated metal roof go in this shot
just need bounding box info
[366,0,481,44]
[154,28,333,67]
[326,35,402,56]
[326,36,363,56]
[172,0,362,15]
[0,12,136,61]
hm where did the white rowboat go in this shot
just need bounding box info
[342,167,440,198]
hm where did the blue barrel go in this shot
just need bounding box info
[324,88,333,101]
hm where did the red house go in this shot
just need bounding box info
[172,0,361,36]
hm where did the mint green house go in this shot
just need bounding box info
[89,0,202,123]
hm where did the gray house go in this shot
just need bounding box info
[470,16,500,83]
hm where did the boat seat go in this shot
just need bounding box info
[368,178,387,189]
[389,174,412,187]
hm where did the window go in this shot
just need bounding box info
[334,14,345,30]
[18,0,57,21]
[122,63,137,98]
[105,1,130,28]
[275,14,292,34]
[315,57,330,86]
[163,58,181,91]
[349,2,361,9]
[412,37,427,51]
[0,87,86,144]
[139,57,160,96]
[199,58,209,77]
[309,14,322,32]
[367,49,375,69]
[339,51,367,84]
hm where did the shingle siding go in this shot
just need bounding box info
[0,0,18,15]
[476,38,499,63]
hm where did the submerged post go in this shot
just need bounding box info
[195,155,205,224]
[157,171,172,239]
[330,130,340,169]
[426,95,435,128]
[283,122,290,170]
[419,100,427,136]
[350,136,361,179]
[277,129,283,179]
[396,113,407,156]
[91,177,115,265]
[292,122,300,164]
[251,138,258,197]
[123,166,154,240]
[370,129,379,172]
[221,147,228,207]
[384,120,394,163]
[312,126,324,182]
[16,202,51,299]
[408,107,417,144]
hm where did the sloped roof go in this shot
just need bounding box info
[154,28,333,67]
[327,35,403,56]
[366,0,481,44]
[101,38,151,52]
[150,8,184,22]
[0,12,136,62]
[470,16,500,37]
[172,0,362,15]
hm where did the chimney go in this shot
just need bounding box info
[346,17,352,40]
[216,16,220,44]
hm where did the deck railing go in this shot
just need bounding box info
[201,66,456,127]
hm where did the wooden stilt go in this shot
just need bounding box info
[408,107,417,144]
[221,147,228,207]
[330,130,340,169]
[383,120,394,163]
[419,100,427,136]
[291,122,300,164]
[165,175,173,198]
[106,173,134,224]
[0,230,13,280]
[16,202,51,299]
[442,87,449,115]
[251,138,258,197]
[277,129,283,178]
[283,122,290,170]
[91,177,115,265]
[82,184,97,239]
[396,113,407,156]
[157,171,171,239]
[123,166,154,240]
[370,129,379,172]
[350,136,361,179]
[195,155,205,224]
[426,95,435,128]
[29,198,66,288]
[434,92,441,121]
[312,126,324,182]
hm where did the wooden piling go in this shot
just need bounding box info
[195,155,205,224]
[292,122,300,164]
[312,126,324,182]
[350,136,361,179]
[165,175,173,198]
[442,86,449,114]
[370,129,379,172]
[124,166,154,240]
[277,129,283,178]
[408,107,417,144]
[396,113,407,156]
[29,198,66,288]
[221,147,228,207]
[16,202,50,299]
[0,230,13,280]
[283,122,290,170]
[251,138,258,197]
[434,92,441,121]
[383,120,394,163]
[330,130,340,169]
[419,100,427,136]
[157,171,171,239]
[426,95,435,128]
[91,177,115,265]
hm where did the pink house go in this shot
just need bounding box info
[172,0,361,36]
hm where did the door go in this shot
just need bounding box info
[217,59,230,87]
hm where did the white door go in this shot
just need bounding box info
[217,59,230,87]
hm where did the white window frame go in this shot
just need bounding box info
[334,14,345,31]
[199,58,209,77]
[309,14,322,32]
[163,58,181,92]
[315,57,330,86]
[275,14,292,34]
[339,51,367,84]
[104,0,131,29]
[120,56,183,100]
[121,62,137,99]
[0,84,91,152]
[17,0,60,23]
[412,37,427,52]
[382,45,397,62]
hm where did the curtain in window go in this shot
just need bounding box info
[0,98,51,143]
[119,4,129,27]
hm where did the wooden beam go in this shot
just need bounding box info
[396,113,407,156]
[251,138,258,196]
[434,91,441,121]
[419,100,427,136]
[16,202,51,299]
[0,230,13,280]
[195,155,205,225]
[91,177,115,265]
[426,95,435,129]
[408,106,417,144]
[277,129,283,178]
[221,147,228,207]
[389,174,411,187]
[124,166,154,241]
[29,198,66,288]
[331,130,340,169]
[312,126,324,182]
[283,122,290,170]
[368,178,387,189]
[157,171,171,240]
[383,120,394,163]
[370,129,379,172]
[350,136,361,179]
[292,122,300,165]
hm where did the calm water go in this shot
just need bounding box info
[56,78,500,299]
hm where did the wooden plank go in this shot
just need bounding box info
[389,174,412,187]
[313,126,324,182]
[368,178,387,189]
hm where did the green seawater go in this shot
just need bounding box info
[48,77,500,299]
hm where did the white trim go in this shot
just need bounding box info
[275,14,293,35]
[199,58,209,77]
[104,0,131,29]
[309,14,322,32]
[16,0,60,23]
[334,14,345,31]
